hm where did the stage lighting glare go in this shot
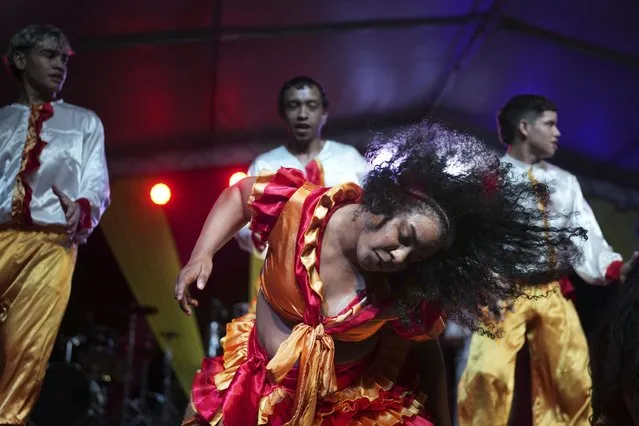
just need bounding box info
[229,171,247,187]
[150,183,171,205]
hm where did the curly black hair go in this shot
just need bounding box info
[590,262,639,425]
[361,121,586,332]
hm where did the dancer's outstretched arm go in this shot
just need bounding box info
[175,176,256,315]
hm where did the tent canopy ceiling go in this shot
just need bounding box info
[1,0,638,187]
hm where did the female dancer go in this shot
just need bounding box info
[175,122,585,425]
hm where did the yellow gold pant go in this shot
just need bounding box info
[458,284,591,426]
[0,229,77,425]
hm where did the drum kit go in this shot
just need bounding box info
[29,304,181,426]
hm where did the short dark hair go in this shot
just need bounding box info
[277,76,329,118]
[497,95,557,145]
[4,24,72,77]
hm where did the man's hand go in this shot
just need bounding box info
[621,251,639,283]
[52,185,81,240]
[175,256,213,316]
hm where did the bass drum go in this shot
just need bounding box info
[30,363,106,426]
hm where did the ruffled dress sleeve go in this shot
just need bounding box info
[248,167,307,251]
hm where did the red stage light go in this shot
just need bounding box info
[229,172,247,187]
[150,183,171,205]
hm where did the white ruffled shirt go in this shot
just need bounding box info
[235,140,368,255]
[0,100,110,242]
[502,153,622,284]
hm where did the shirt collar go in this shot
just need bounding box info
[10,99,64,111]
[501,153,549,171]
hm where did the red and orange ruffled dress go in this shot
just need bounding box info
[184,168,445,425]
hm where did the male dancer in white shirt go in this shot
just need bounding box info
[0,25,110,425]
[234,76,368,302]
[457,94,637,425]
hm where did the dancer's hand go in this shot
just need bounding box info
[175,256,212,315]
[52,185,81,239]
[621,251,638,283]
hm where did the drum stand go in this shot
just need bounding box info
[127,332,156,426]
[65,334,85,363]
[119,305,157,426]
[153,331,180,425]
